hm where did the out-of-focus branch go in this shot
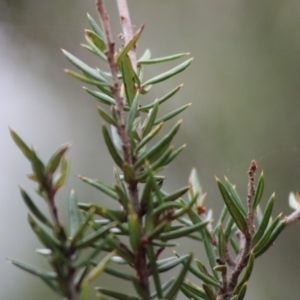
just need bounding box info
[116,0,137,70]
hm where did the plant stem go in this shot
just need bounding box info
[116,0,137,71]
[96,0,149,295]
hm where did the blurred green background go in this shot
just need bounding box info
[1,0,300,299]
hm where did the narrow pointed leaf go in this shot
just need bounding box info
[62,50,107,83]
[236,283,247,300]
[202,283,216,300]
[8,259,57,279]
[253,213,282,255]
[128,205,140,251]
[78,203,127,222]
[139,84,183,111]
[85,30,106,52]
[54,156,69,189]
[225,177,246,218]
[233,252,254,295]
[142,100,159,137]
[84,88,115,105]
[126,92,140,132]
[102,125,123,168]
[138,52,190,65]
[120,54,139,105]
[154,103,191,125]
[134,120,182,169]
[158,254,190,273]
[118,24,145,64]
[252,193,275,246]
[135,122,163,153]
[143,58,193,86]
[181,282,207,300]
[97,106,118,126]
[20,187,53,228]
[164,186,190,202]
[104,266,134,281]
[10,128,32,160]
[96,288,139,300]
[46,143,70,173]
[254,219,286,257]
[216,178,248,234]
[252,171,265,210]
[65,69,103,86]
[84,251,116,283]
[68,190,82,238]
[164,144,186,165]
[158,219,208,240]
[164,254,192,299]
[87,13,104,39]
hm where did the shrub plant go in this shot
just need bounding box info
[8,1,300,299]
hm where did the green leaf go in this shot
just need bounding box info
[158,254,190,273]
[187,210,218,279]
[65,69,103,86]
[253,213,282,256]
[70,208,95,246]
[114,184,130,212]
[46,143,70,174]
[134,120,182,169]
[233,252,254,295]
[154,103,191,125]
[126,92,140,133]
[84,251,116,283]
[8,259,57,279]
[120,54,139,105]
[10,128,32,160]
[138,52,190,65]
[224,177,246,218]
[98,106,118,126]
[102,125,123,168]
[218,225,226,259]
[139,84,183,112]
[151,201,184,219]
[142,100,159,137]
[117,24,145,64]
[84,87,115,105]
[164,254,192,299]
[62,50,108,83]
[76,224,113,249]
[158,219,208,240]
[85,30,106,52]
[251,193,275,246]
[202,283,216,300]
[128,205,140,251]
[254,219,286,257]
[216,178,248,234]
[20,187,53,228]
[135,122,163,153]
[105,235,134,264]
[163,144,186,165]
[78,203,127,223]
[54,156,69,189]
[175,253,221,288]
[164,186,190,202]
[87,13,105,39]
[252,171,264,211]
[104,266,135,281]
[68,190,82,238]
[27,215,64,256]
[143,58,193,86]
[181,281,208,300]
[236,283,247,300]
[96,288,140,300]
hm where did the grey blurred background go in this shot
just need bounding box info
[1,0,300,299]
